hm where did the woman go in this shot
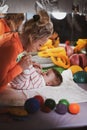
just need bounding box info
[0,9,53,91]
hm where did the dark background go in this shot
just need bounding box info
[4,0,87,43]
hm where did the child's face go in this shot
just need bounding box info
[26,37,48,52]
[33,37,48,52]
[42,69,60,86]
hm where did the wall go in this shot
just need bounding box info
[5,0,87,14]
[5,0,36,13]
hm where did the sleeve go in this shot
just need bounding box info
[11,68,31,90]
[5,64,23,85]
[0,19,10,35]
[0,20,6,35]
[0,40,23,88]
[28,65,44,89]
[0,60,23,87]
[11,65,45,90]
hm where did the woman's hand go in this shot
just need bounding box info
[19,55,32,70]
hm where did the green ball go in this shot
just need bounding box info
[58,99,70,106]
[73,71,87,83]
[44,98,56,110]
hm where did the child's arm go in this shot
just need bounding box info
[11,64,44,90]
[28,65,45,89]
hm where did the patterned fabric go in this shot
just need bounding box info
[11,65,45,90]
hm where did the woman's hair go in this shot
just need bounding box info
[5,13,24,24]
[4,13,24,31]
[22,9,53,47]
[52,68,63,85]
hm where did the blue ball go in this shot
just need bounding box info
[24,98,40,113]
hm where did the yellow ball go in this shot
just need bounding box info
[69,65,83,74]
[84,66,87,72]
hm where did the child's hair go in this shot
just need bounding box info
[22,9,53,48]
[52,68,63,86]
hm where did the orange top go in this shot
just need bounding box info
[0,32,23,91]
[0,19,11,35]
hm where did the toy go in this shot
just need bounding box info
[73,71,87,83]
[24,97,40,113]
[44,98,56,110]
[41,104,52,113]
[8,107,28,117]
[69,65,83,75]
[84,66,87,72]
[34,95,44,107]
[58,99,70,106]
[0,107,28,117]
[68,103,80,114]
[55,103,68,114]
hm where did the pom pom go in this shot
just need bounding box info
[24,98,40,113]
[34,95,44,107]
[41,104,51,113]
[58,99,70,106]
[68,103,80,114]
[55,104,68,114]
[73,71,87,83]
[33,15,40,22]
[44,98,56,110]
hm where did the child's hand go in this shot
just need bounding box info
[33,62,42,74]
[19,55,32,70]
[33,62,42,69]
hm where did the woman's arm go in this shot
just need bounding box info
[0,43,23,87]
[0,32,25,88]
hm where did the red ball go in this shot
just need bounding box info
[34,95,44,107]
[40,104,51,113]
[68,103,80,114]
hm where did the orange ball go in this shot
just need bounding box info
[68,103,80,114]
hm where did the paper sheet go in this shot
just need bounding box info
[24,69,87,104]
[0,69,87,106]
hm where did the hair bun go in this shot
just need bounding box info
[33,15,40,22]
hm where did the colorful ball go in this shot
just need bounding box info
[24,98,40,113]
[34,95,44,106]
[59,99,70,106]
[44,98,56,110]
[68,103,80,114]
[41,104,51,113]
[55,103,68,114]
